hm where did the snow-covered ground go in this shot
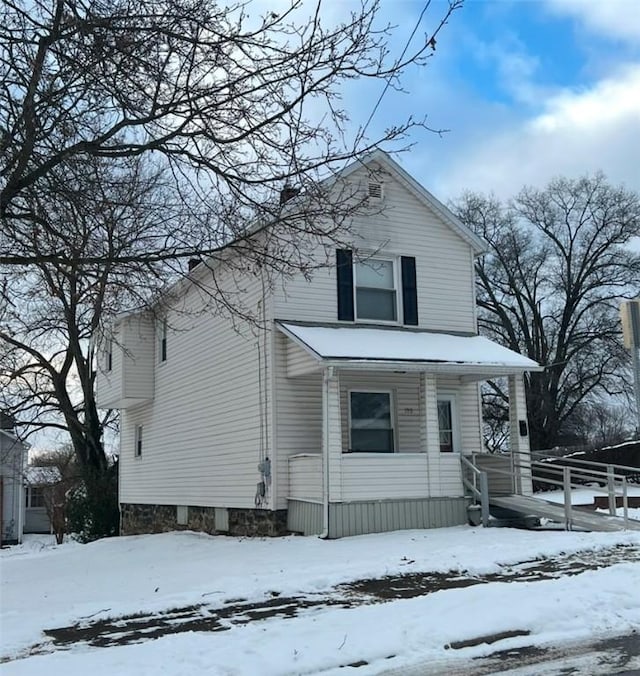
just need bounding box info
[541,486,640,520]
[2,527,640,675]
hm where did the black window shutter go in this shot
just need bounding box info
[336,249,354,321]
[401,256,418,326]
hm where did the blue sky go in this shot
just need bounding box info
[337,0,640,200]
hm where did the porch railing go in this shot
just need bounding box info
[469,451,636,530]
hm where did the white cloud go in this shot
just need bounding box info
[545,0,640,43]
[431,63,640,199]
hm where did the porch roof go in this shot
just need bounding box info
[277,322,541,376]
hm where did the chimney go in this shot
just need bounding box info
[280,186,299,205]
[0,411,15,431]
[188,258,200,271]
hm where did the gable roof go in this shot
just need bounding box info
[109,148,487,324]
[0,427,29,449]
[337,150,488,256]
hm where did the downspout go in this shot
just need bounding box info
[320,366,333,539]
[16,441,26,544]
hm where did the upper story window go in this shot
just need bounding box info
[105,338,113,372]
[158,318,167,363]
[337,249,417,326]
[354,258,397,322]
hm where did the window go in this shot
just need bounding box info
[349,391,394,453]
[336,249,417,325]
[354,258,397,322]
[26,486,46,508]
[135,425,143,457]
[106,338,113,372]
[158,318,167,363]
[437,397,458,453]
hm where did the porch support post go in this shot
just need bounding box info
[508,373,533,495]
[322,367,342,536]
[421,373,440,496]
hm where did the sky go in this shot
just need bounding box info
[338,0,640,201]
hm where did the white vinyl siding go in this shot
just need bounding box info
[0,432,26,543]
[272,163,476,332]
[273,331,323,509]
[118,270,271,509]
[288,454,322,502]
[95,316,155,408]
[341,454,430,500]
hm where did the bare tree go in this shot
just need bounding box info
[453,174,640,450]
[1,155,175,536]
[30,445,80,544]
[1,0,462,268]
[1,156,170,470]
[1,0,462,536]
[567,400,634,449]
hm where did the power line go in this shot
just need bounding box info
[357,1,434,144]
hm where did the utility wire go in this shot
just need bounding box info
[356,0,434,144]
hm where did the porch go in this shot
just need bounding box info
[276,322,540,538]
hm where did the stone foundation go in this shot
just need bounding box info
[120,503,288,537]
[228,508,288,537]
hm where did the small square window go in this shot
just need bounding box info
[354,258,397,322]
[135,425,143,457]
[27,486,46,508]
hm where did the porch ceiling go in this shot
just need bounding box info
[277,322,541,377]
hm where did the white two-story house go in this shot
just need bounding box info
[96,151,539,538]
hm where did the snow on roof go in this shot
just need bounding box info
[279,323,540,370]
[25,466,61,485]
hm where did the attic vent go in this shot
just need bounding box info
[367,181,384,200]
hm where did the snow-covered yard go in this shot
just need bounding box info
[2,526,640,675]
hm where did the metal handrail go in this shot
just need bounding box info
[460,455,490,527]
[467,453,636,530]
[530,451,640,478]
